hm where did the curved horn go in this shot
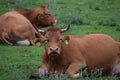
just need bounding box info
[33,24,45,34]
[38,29,45,33]
[33,24,40,32]
[61,22,71,32]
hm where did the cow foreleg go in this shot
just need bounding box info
[1,32,13,45]
[29,39,36,46]
[111,61,120,76]
[65,62,86,78]
[29,65,48,79]
[29,38,41,46]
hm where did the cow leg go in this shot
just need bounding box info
[37,65,48,75]
[29,39,36,46]
[111,61,120,76]
[29,38,41,46]
[30,65,48,79]
[65,62,86,78]
[1,32,13,45]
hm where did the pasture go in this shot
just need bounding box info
[0,0,120,80]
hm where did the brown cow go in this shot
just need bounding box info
[0,11,43,46]
[14,5,57,28]
[30,25,120,79]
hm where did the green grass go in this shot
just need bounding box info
[0,45,44,80]
[0,0,120,26]
[64,25,120,42]
[0,0,120,80]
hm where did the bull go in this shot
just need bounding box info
[30,24,120,79]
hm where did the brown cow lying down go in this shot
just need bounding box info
[30,25,120,79]
[14,5,57,28]
[0,11,43,46]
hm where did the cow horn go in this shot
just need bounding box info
[33,24,45,34]
[61,22,71,32]
[38,29,45,33]
[33,24,39,32]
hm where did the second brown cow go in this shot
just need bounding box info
[0,11,43,45]
[14,5,57,28]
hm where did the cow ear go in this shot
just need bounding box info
[35,42,41,46]
[64,36,70,45]
[40,5,46,9]
[37,13,44,21]
[35,38,42,47]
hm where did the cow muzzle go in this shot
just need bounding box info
[52,20,57,26]
[48,47,60,55]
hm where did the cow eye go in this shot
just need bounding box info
[43,39,48,44]
[47,13,51,16]
[38,13,43,16]
[38,13,44,19]
[59,38,63,42]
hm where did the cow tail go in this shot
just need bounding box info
[33,24,39,32]
[1,32,13,45]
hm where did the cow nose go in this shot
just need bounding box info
[52,20,57,25]
[50,47,58,52]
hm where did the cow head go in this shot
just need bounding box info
[40,24,70,56]
[36,5,57,27]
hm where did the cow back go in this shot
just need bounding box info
[60,34,120,74]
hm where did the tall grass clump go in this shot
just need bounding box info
[39,73,70,80]
[79,68,103,78]
[41,0,56,9]
[88,0,101,11]
[0,0,31,9]
[13,0,31,9]
[58,12,83,25]
[0,0,17,5]
[98,19,117,27]
[98,9,118,26]
[58,7,84,25]
[35,68,119,80]
[79,68,119,80]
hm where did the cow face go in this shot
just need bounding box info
[41,28,69,56]
[37,5,57,27]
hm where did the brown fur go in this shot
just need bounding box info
[0,11,43,45]
[32,27,120,78]
[14,5,56,27]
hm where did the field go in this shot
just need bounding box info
[0,0,120,80]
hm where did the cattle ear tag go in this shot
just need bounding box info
[64,40,69,45]
[36,42,41,46]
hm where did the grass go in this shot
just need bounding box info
[0,0,120,80]
[0,45,44,80]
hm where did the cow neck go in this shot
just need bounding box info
[46,51,63,72]
[16,9,34,22]
[25,10,35,23]
[61,43,68,58]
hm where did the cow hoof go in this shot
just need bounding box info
[29,75,40,80]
